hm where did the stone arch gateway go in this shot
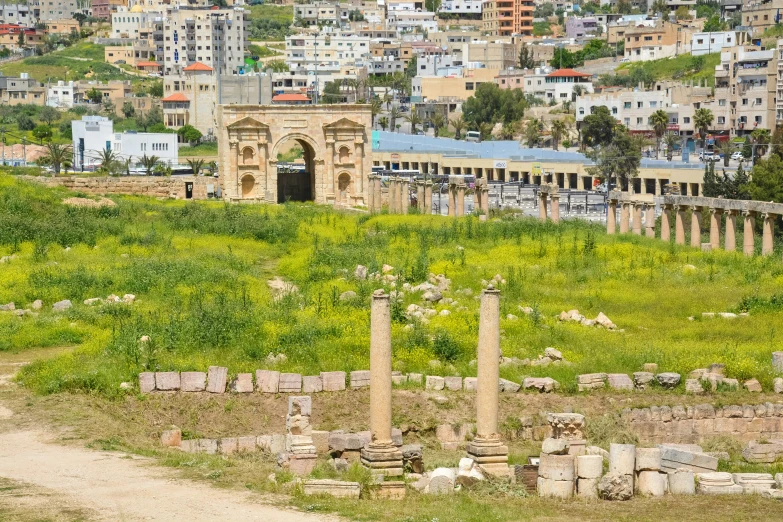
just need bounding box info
[217,105,372,206]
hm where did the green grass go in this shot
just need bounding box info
[617,52,721,86]
[0,43,133,83]
[179,142,218,157]
[248,44,282,59]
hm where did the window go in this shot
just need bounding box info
[718,99,726,106]
[636,117,643,124]
[637,101,643,108]
[579,107,585,115]
[717,116,725,124]
[624,101,631,109]
[465,82,474,90]
[650,101,657,108]
[697,39,704,45]
[756,116,762,123]
[742,98,748,105]
[624,118,630,126]
[683,117,690,124]
[756,98,762,105]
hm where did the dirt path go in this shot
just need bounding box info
[0,430,338,522]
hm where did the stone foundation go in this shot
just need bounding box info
[24,175,215,200]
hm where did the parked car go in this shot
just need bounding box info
[699,151,721,161]
[466,131,481,143]
[731,151,744,161]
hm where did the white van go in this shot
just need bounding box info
[465,131,481,143]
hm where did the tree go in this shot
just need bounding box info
[17,30,25,47]
[348,9,365,22]
[450,116,465,140]
[550,47,583,69]
[383,92,393,110]
[404,112,422,134]
[498,122,515,140]
[139,154,160,176]
[32,124,53,141]
[186,158,205,175]
[122,101,136,119]
[771,126,783,160]
[651,0,668,15]
[425,0,442,12]
[745,155,783,202]
[95,147,119,175]
[518,43,536,69]
[675,5,693,20]
[479,122,494,141]
[742,137,752,159]
[751,128,771,163]
[703,15,725,32]
[551,119,567,151]
[102,99,116,117]
[39,106,60,126]
[726,160,750,200]
[523,118,544,147]
[322,81,342,104]
[462,83,527,130]
[694,108,714,152]
[616,0,632,14]
[16,114,35,131]
[702,160,721,197]
[389,107,403,132]
[649,109,669,159]
[663,132,679,161]
[580,106,616,150]
[429,112,446,137]
[85,87,103,104]
[371,98,382,127]
[717,139,736,168]
[39,142,73,176]
[177,124,202,145]
[378,116,389,131]
[586,126,641,191]
[148,81,163,98]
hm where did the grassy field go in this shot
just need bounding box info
[0,43,133,83]
[617,52,722,86]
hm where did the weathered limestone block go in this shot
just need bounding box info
[547,413,585,440]
[685,379,703,394]
[774,378,783,394]
[350,370,370,389]
[607,373,634,391]
[279,373,302,393]
[320,371,346,391]
[538,454,575,481]
[428,468,456,494]
[220,437,239,455]
[577,373,606,391]
[180,372,207,392]
[668,469,695,495]
[742,442,783,463]
[463,377,477,391]
[499,378,521,393]
[598,472,633,501]
[425,375,445,391]
[139,372,155,393]
[206,366,228,393]
[744,378,763,392]
[523,377,559,393]
[407,373,423,385]
[402,444,423,473]
[636,471,666,496]
[635,448,662,471]
[237,436,257,453]
[229,373,254,393]
[659,445,718,473]
[302,375,323,393]
[537,477,574,499]
[161,428,181,447]
[656,372,681,388]
[633,372,655,389]
[732,472,776,494]
[541,438,570,455]
[311,430,329,454]
[436,423,474,444]
[577,478,599,498]
[155,372,180,391]
[303,480,360,498]
[444,376,463,391]
[609,444,636,476]
[772,351,783,372]
[576,455,603,479]
[374,481,406,499]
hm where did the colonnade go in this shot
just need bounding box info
[536,183,561,223]
[367,175,490,216]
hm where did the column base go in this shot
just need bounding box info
[466,439,510,478]
[360,444,404,477]
[288,454,317,476]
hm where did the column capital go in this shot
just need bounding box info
[743,209,756,217]
[709,207,724,214]
[764,212,776,220]
[690,205,703,212]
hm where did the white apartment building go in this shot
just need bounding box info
[440,0,484,15]
[0,4,34,25]
[523,67,594,101]
[417,54,461,76]
[72,116,178,170]
[111,6,162,39]
[161,5,248,76]
[691,31,741,56]
[387,10,438,34]
[285,32,371,73]
[46,81,75,109]
[576,89,692,134]
[294,2,351,27]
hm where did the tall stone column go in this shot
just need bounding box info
[448,180,456,217]
[367,175,375,211]
[326,140,336,199]
[400,178,410,214]
[538,192,548,221]
[675,205,686,245]
[607,199,617,234]
[709,208,722,250]
[354,141,364,197]
[361,290,403,477]
[743,210,756,256]
[551,194,560,223]
[763,213,775,256]
[481,186,489,214]
[661,204,672,241]
[619,202,630,233]
[456,182,466,217]
[466,285,509,477]
[690,206,703,248]
[424,181,433,215]
[374,176,382,211]
[645,204,656,238]
[632,203,642,235]
[389,178,398,213]
[416,182,425,212]
[228,140,239,199]
[725,210,737,252]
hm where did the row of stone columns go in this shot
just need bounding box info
[537,184,560,223]
[414,180,433,215]
[474,178,489,215]
[383,176,410,214]
[448,175,467,217]
[364,287,508,478]
[607,194,781,258]
[367,174,382,213]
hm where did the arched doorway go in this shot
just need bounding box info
[241,174,255,197]
[275,137,315,203]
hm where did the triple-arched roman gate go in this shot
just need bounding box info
[217,105,372,207]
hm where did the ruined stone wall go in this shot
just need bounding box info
[623,403,783,444]
[22,175,216,200]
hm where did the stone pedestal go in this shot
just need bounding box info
[400,179,410,215]
[466,285,509,477]
[743,211,755,256]
[448,182,456,217]
[361,290,403,477]
[607,200,617,234]
[762,213,775,256]
[416,182,425,213]
[725,210,737,251]
[424,181,433,215]
[632,203,642,235]
[690,206,702,248]
[538,193,548,221]
[373,175,382,212]
[709,208,722,250]
[661,204,672,241]
[456,183,466,217]
[550,194,560,223]
[620,202,630,233]
[675,205,686,245]
[285,396,317,476]
[645,204,656,238]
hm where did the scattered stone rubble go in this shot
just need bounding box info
[558,309,618,330]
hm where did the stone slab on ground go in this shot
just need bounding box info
[139,372,155,393]
[302,375,323,393]
[256,370,280,393]
[279,373,302,393]
[463,377,477,391]
[350,370,370,389]
[537,477,573,499]
[444,376,462,391]
[320,371,346,391]
[206,366,228,393]
[155,372,180,391]
[668,469,695,495]
[607,373,633,391]
[229,373,254,393]
[407,373,423,384]
[180,372,207,392]
[660,446,718,474]
[499,378,521,393]
[426,375,445,390]
[303,479,360,498]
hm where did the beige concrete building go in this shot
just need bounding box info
[740,0,782,35]
[412,68,500,102]
[216,104,372,206]
[45,19,80,34]
[624,21,695,62]
[0,73,46,106]
[293,2,351,27]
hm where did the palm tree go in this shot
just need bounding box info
[186,158,205,175]
[716,139,736,167]
[383,92,393,111]
[378,116,389,131]
[663,132,679,161]
[551,119,567,151]
[39,142,72,176]
[346,78,360,102]
[429,112,446,137]
[404,112,422,134]
[370,98,382,127]
[751,128,771,163]
[123,157,133,176]
[498,122,515,140]
[694,108,714,153]
[479,122,494,141]
[94,147,119,175]
[523,118,544,147]
[140,154,160,176]
[389,107,402,133]
[649,109,669,159]
[450,116,465,140]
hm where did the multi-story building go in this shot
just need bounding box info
[0,24,45,51]
[370,41,413,74]
[624,21,695,62]
[0,73,46,106]
[440,0,484,15]
[482,0,534,37]
[522,67,594,102]
[417,54,461,76]
[161,62,273,134]
[387,9,438,33]
[564,16,599,39]
[0,4,34,25]
[285,31,371,74]
[48,80,133,109]
[712,44,776,138]
[294,2,351,27]
[71,115,178,170]
[111,6,162,40]
[691,31,746,56]
[92,0,111,20]
[161,5,249,76]
[105,43,158,66]
[740,0,782,35]
[45,19,80,34]
[412,67,500,102]
[428,30,482,53]
[31,0,84,22]
[460,40,518,70]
